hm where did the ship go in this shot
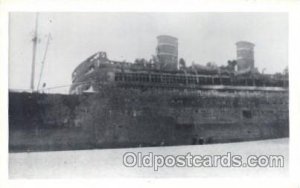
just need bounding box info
[9,35,289,152]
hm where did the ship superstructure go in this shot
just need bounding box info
[70,35,288,94]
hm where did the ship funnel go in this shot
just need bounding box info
[236,41,255,72]
[156,35,178,71]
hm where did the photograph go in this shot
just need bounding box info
[7,12,290,178]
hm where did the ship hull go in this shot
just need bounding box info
[9,88,289,152]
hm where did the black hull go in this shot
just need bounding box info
[9,89,289,152]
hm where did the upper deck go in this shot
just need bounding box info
[70,52,288,94]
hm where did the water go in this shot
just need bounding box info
[9,138,288,178]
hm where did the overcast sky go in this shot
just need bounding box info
[9,12,288,93]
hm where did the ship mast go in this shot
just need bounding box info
[30,13,39,91]
[37,33,51,91]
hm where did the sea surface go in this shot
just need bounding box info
[9,138,288,178]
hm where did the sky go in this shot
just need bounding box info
[9,12,288,93]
